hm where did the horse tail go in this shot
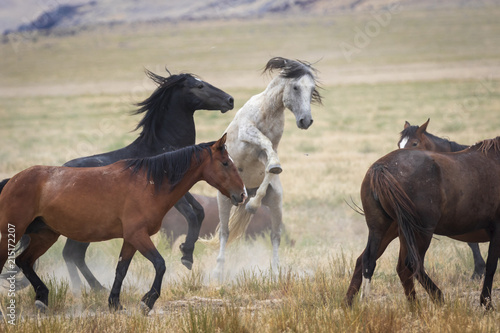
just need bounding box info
[199,205,253,248]
[0,178,32,289]
[368,164,427,278]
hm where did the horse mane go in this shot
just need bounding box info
[124,141,215,191]
[470,137,500,155]
[400,125,468,151]
[263,57,323,105]
[132,69,198,145]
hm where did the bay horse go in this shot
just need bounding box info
[398,118,485,279]
[201,57,322,280]
[345,137,500,309]
[0,135,247,314]
[0,68,234,291]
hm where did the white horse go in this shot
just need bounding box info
[203,57,322,280]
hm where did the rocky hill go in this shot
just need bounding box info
[2,0,499,34]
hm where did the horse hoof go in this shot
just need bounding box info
[181,258,193,270]
[35,300,48,313]
[267,164,282,174]
[140,301,151,315]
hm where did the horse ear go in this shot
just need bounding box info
[216,133,227,150]
[404,121,411,129]
[417,118,430,134]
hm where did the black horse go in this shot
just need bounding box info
[0,68,234,290]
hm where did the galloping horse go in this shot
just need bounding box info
[398,119,485,279]
[202,57,322,280]
[0,135,247,314]
[0,68,234,290]
[345,137,500,309]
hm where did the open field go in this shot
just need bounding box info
[1,4,500,332]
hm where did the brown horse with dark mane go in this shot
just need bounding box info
[0,135,246,314]
[398,119,485,279]
[345,137,500,309]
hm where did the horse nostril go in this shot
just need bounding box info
[228,97,234,107]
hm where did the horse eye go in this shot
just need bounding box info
[222,161,229,167]
[197,83,204,89]
[412,142,418,146]
[293,86,298,91]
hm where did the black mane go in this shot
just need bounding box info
[263,57,322,105]
[400,125,468,151]
[124,141,215,191]
[132,69,197,145]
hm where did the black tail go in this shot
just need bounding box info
[368,165,428,278]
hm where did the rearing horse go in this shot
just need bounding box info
[398,119,486,279]
[0,135,247,314]
[0,68,234,290]
[202,57,322,280]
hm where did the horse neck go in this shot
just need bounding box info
[449,141,469,152]
[424,133,464,152]
[259,76,286,118]
[157,157,205,208]
[133,94,196,154]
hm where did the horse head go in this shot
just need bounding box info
[398,118,433,149]
[263,57,322,130]
[179,74,234,113]
[205,134,247,206]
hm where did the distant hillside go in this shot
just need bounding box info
[2,0,500,34]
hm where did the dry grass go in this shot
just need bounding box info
[1,4,500,332]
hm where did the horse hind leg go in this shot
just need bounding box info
[262,178,283,273]
[15,228,60,312]
[214,191,232,282]
[62,239,105,291]
[398,233,443,305]
[480,227,500,310]
[345,214,398,306]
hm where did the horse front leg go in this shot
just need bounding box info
[108,241,136,312]
[246,172,273,214]
[238,123,282,174]
[174,193,205,270]
[214,192,232,282]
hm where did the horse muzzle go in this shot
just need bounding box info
[220,96,235,113]
[231,187,248,206]
[297,117,314,130]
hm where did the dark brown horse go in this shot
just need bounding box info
[0,135,246,314]
[345,137,500,309]
[398,119,485,279]
[161,194,271,243]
